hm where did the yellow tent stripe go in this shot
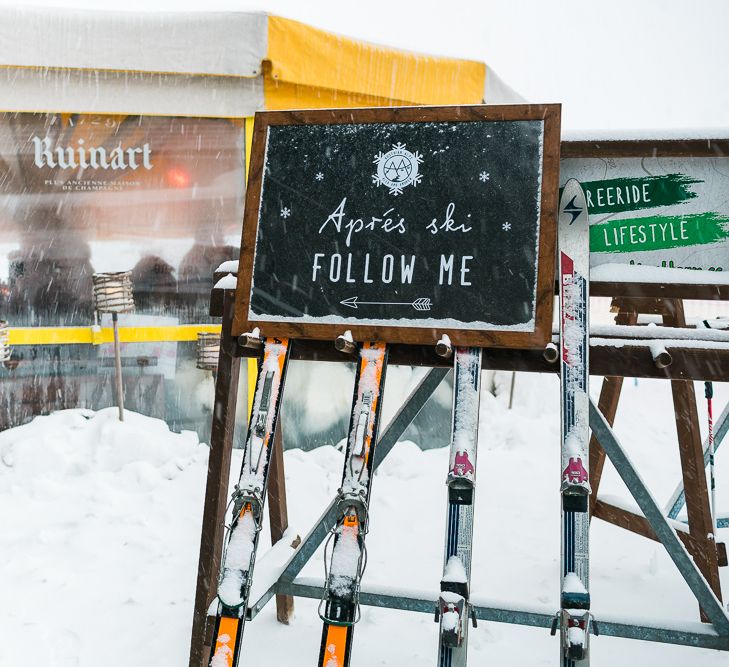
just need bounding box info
[263,69,416,111]
[8,324,222,346]
[266,15,485,106]
[245,115,255,180]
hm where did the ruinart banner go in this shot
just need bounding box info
[560,157,729,274]
[0,111,245,326]
[0,110,245,438]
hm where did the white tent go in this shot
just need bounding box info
[0,8,523,117]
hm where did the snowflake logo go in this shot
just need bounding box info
[315,172,324,181]
[372,142,423,196]
[502,222,511,231]
[280,207,291,219]
[479,171,490,182]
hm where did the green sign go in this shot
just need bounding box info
[560,157,729,273]
[590,212,729,253]
[580,174,699,214]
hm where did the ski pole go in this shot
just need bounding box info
[703,320,716,538]
[706,380,715,537]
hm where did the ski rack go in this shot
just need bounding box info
[587,295,728,622]
[188,270,729,667]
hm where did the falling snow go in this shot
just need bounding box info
[280,207,291,218]
[502,222,512,231]
[479,171,490,182]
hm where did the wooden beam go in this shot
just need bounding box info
[188,290,241,667]
[663,300,723,619]
[266,411,295,624]
[593,499,705,555]
[225,337,729,382]
[591,281,729,301]
[593,499,726,567]
[561,138,729,158]
[589,307,637,515]
[589,378,624,514]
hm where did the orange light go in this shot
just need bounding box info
[166,166,191,188]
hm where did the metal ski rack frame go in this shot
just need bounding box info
[189,268,729,666]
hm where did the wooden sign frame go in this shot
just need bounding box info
[562,136,729,300]
[233,104,561,348]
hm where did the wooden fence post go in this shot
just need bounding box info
[189,290,241,667]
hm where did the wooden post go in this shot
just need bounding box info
[508,371,516,409]
[588,302,638,515]
[267,410,295,623]
[111,312,125,421]
[663,299,723,619]
[189,290,241,667]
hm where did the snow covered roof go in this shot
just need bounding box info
[0,9,523,117]
[0,8,267,77]
[563,127,729,142]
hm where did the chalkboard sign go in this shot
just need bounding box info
[233,105,560,347]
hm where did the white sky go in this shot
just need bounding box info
[2,0,729,133]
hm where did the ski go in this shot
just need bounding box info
[552,179,594,665]
[208,337,291,667]
[318,341,388,667]
[437,346,483,667]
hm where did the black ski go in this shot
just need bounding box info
[437,346,483,667]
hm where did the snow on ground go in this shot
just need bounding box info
[1,375,728,666]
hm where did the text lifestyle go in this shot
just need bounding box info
[311,252,474,286]
[318,198,472,247]
[600,218,690,249]
[32,136,153,171]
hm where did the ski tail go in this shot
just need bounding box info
[208,337,291,667]
[209,616,242,667]
[317,341,388,667]
[438,346,483,667]
[318,623,354,667]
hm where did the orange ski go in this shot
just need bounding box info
[317,341,388,667]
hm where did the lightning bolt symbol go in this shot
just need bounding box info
[563,195,583,225]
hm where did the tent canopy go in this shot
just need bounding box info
[0,8,522,116]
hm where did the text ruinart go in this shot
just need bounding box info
[32,136,153,171]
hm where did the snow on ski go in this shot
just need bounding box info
[318,341,388,667]
[209,337,291,667]
[553,179,594,665]
[437,346,483,667]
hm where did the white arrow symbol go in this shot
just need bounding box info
[340,296,432,311]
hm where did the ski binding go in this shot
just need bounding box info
[320,509,366,626]
[438,590,466,647]
[550,609,597,661]
[447,450,476,505]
